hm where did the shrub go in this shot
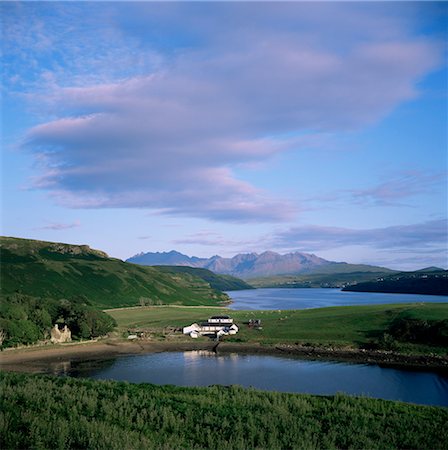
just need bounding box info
[388,318,448,346]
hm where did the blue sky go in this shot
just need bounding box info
[1,1,447,269]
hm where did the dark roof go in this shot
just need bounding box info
[209,315,231,319]
[200,322,234,328]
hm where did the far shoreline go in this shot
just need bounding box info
[1,338,447,375]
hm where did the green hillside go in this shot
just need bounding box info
[249,270,393,288]
[0,237,229,308]
[154,265,254,291]
[343,269,448,296]
[248,262,395,288]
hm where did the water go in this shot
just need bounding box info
[52,351,448,407]
[227,288,448,310]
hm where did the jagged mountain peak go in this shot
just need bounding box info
[126,249,336,279]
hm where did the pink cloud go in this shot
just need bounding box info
[16,3,444,223]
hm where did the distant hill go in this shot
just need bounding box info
[0,237,229,308]
[127,249,393,280]
[342,269,448,296]
[249,271,395,289]
[154,266,253,291]
[415,267,445,273]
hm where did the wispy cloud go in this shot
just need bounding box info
[172,231,257,249]
[35,220,81,231]
[348,171,447,206]
[307,170,447,208]
[270,219,448,252]
[8,2,444,223]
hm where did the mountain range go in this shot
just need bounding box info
[126,250,393,279]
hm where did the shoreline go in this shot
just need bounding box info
[1,339,447,374]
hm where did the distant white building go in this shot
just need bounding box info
[183,316,238,338]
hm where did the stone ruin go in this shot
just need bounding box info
[50,324,72,344]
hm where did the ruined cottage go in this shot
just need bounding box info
[50,324,72,343]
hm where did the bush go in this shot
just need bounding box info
[1,372,447,450]
[388,318,448,346]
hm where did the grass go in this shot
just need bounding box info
[1,371,447,450]
[108,302,448,352]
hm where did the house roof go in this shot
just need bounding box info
[209,315,231,319]
[200,322,234,328]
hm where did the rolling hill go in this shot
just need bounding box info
[0,237,230,308]
[342,269,448,296]
[248,270,396,289]
[154,266,253,291]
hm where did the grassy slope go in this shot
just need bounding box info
[108,302,448,353]
[1,372,447,450]
[249,271,394,288]
[343,270,448,296]
[307,263,395,274]
[155,265,254,291]
[0,237,228,308]
[249,263,396,288]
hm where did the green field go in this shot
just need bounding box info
[1,371,446,450]
[108,302,448,353]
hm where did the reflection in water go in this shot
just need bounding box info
[48,360,72,376]
[48,358,117,378]
[55,351,448,407]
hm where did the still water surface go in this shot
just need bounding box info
[227,288,448,310]
[55,351,448,407]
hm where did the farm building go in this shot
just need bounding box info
[183,315,238,338]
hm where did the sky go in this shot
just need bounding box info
[1,1,447,270]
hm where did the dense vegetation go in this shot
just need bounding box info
[108,303,448,354]
[388,317,448,347]
[155,265,254,291]
[0,293,116,348]
[1,371,447,450]
[343,269,448,295]
[0,236,230,308]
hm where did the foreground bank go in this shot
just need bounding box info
[1,371,447,450]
